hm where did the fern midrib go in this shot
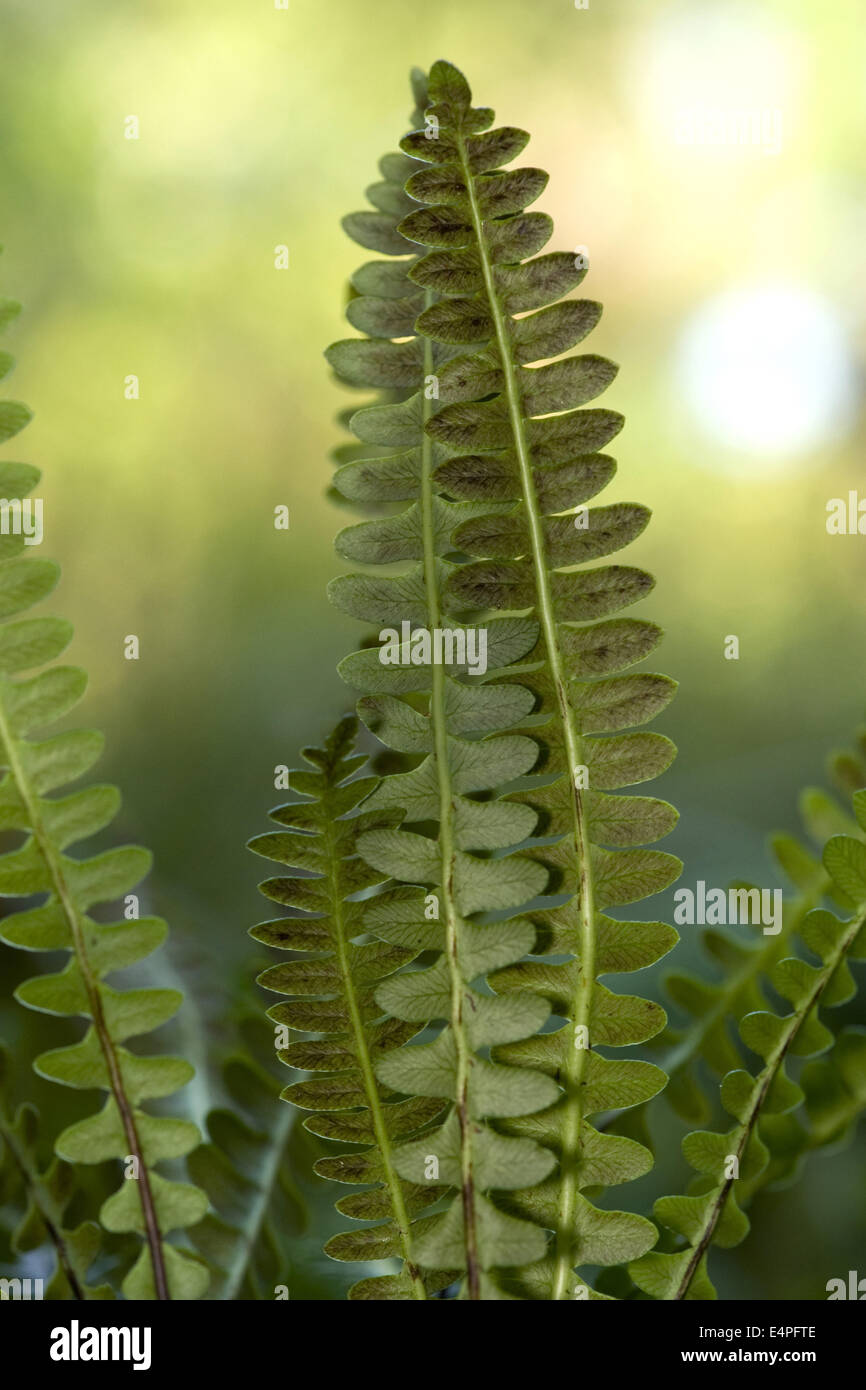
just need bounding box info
[321,811,427,1300]
[455,132,596,1300]
[673,904,866,1301]
[0,695,169,1300]
[419,303,481,1299]
[0,1111,86,1300]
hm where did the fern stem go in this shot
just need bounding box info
[323,814,428,1301]
[455,135,596,1300]
[0,1110,86,1300]
[0,697,170,1301]
[674,905,866,1300]
[420,307,481,1299]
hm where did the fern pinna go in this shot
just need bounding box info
[320,61,681,1299]
[0,266,207,1299]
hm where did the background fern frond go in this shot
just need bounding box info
[186,1021,307,1300]
[249,715,460,1300]
[0,1044,113,1299]
[655,740,865,1140]
[630,796,866,1300]
[0,269,208,1300]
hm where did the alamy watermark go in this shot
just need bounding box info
[674,881,782,935]
[49,1320,151,1370]
[675,107,783,156]
[0,1275,43,1300]
[826,492,866,535]
[378,622,488,677]
[0,497,43,545]
[826,1270,866,1299]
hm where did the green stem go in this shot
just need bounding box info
[0,697,169,1300]
[455,133,595,1300]
[420,301,480,1299]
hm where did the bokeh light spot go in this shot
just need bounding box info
[674,283,859,472]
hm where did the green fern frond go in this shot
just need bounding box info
[249,715,462,1300]
[186,1028,307,1300]
[630,805,866,1300]
[0,1045,113,1299]
[656,742,864,1130]
[0,267,208,1300]
[325,72,564,1300]
[659,901,821,1126]
[342,57,680,1300]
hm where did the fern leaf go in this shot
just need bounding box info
[0,268,208,1300]
[0,1045,113,1299]
[249,715,463,1300]
[186,1024,307,1300]
[630,806,866,1300]
[360,58,681,1299]
[325,71,566,1300]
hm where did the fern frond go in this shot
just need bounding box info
[630,807,866,1300]
[249,715,465,1300]
[0,268,208,1299]
[325,75,564,1300]
[0,1045,113,1299]
[186,1027,307,1300]
[659,898,822,1125]
[656,742,864,1129]
[357,58,681,1299]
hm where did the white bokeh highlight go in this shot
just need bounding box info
[674,283,859,473]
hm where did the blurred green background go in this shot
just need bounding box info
[1,0,864,1298]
